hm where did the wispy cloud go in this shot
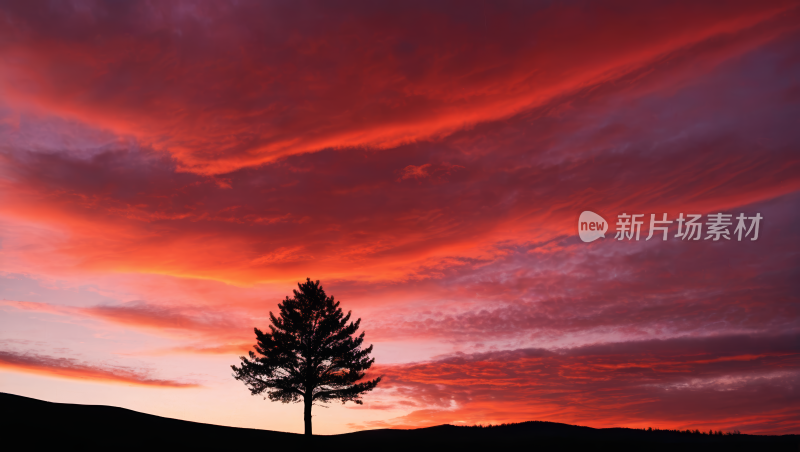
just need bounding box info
[0,350,198,387]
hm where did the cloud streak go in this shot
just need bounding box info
[360,333,800,434]
[1,1,797,174]
[0,350,197,387]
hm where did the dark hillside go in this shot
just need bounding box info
[1,393,796,451]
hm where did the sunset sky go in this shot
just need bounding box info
[1,0,799,435]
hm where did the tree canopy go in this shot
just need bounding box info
[232,278,381,435]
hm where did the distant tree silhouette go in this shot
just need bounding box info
[232,278,381,435]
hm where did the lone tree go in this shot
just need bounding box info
[232,278,381,435]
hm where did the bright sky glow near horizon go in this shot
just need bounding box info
[0,0,799,435]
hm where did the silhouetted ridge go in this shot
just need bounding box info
[2,393,796,451]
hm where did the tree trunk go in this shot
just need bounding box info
[304,397,313,436]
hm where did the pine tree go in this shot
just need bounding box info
[232,278,381,435]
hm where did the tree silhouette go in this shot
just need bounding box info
[232,278,381,435]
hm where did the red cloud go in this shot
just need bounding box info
[2,10,798,287]
[399,164,433,180]
[361,333,800,434]
[398,163,464,181]
[361,193,799,344]
[83,303,245,336]
[0,1,797,174]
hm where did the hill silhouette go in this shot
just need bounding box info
[2,392,796,451]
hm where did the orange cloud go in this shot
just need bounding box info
[0,350,197,387]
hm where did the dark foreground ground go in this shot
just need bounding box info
[1,392,797,451]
